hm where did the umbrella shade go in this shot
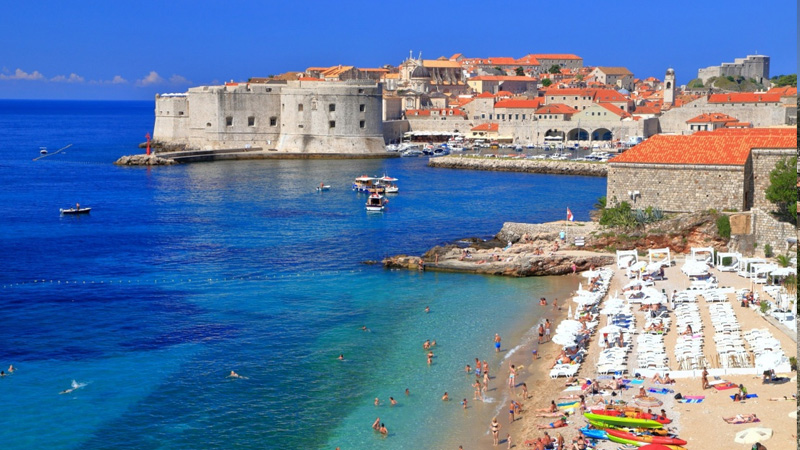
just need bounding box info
[755,352,786,372]
[733,427,772,444]
[770,267,796,277]
[624,280,646,290]
[630,261,647,271]
[551,334,577,346]
[646,262,663,273]
[582,270,599,278]
[599,325,622,335]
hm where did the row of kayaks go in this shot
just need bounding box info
[582,412,687,448]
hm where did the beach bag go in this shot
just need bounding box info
[674,393,682,400]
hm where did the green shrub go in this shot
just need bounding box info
[716,215,731,238]
[721,256,733,266]
[599,201,637,228]
[790,356,797,371]
[759,300,769,314]
[764,243,773,257]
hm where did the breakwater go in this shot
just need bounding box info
[428,155,608,177]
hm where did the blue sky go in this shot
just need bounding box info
[2,0,797,100]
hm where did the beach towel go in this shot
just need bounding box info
[629,379,645,385]
[684,395,705,400]
[558,401,580,410]
[678,398,704,403]
[713,382,738,390]
[730,394,758,400]
[563,386,583,392]
[648,387,674,395]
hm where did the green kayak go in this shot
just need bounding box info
[584,412,663,429]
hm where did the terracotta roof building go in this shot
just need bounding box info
[607,127,796,213]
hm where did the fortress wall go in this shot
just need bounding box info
[658,99,788,134]
[153,96,189,143]
[751,149,796,212]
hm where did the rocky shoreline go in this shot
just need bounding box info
[114,154,178,166]
[428,155,608,177]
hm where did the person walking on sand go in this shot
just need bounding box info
[506,433,512,449]
[538,323,544,344]
[508,400,515,422]
[490,417,501,446]
[508,364,516,390]
[521,382,529,399]
[545,319,551,342]
[474,380,482,400]
[494,333,502,352]
[701,367,709,390]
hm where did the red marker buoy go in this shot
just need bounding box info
[145,132,151,155]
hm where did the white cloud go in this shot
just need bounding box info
[0,68,45,80]
[169,74,191,85]
[136,71,165,86]
[111,75,127,84]
[51,73,85,83]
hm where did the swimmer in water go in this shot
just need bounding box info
[374,397,380,406]
[7,365,14,373]
[229,370,241,378]
[361,325,370,332]
[405,388,410,396]
[442,392,449,401]
[372,417,380,430]
[379,423,388,435]
[338,354,344,360]
[390,397,397,406]
[425,306,430,313]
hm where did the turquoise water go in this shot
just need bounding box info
[0,100,605,449]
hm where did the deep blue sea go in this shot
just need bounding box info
[0,100,606,449]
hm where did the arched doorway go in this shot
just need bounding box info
[567,128,589,141]
[591,128,613,141]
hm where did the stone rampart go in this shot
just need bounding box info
[428,155,607,177]
[751,208,797,256]
[658,97,788,134]
[607,163,746,212]
[751,149,796,211]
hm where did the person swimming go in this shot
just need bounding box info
[338,354,344,360]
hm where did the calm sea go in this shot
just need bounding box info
[0,100,606,449]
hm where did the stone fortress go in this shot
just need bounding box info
[697,54,770,85]
[152,79,386,156]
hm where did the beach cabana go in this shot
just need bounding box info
[716,252,742,272]
[690,247,714,266]
[737,257,766,278]
[616,250,638,269]
[751,263,778,284]
[681,260,709,278]
[647,248,671,267]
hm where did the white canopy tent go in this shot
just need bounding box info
[690,247,715,266]
[716,252,742,272]
[751,263,779,284]
[681,260,709,277]
[738,257,766,278]
[616,250,638,269]
[648,248,671,267]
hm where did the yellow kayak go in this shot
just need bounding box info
[584,412,663,429]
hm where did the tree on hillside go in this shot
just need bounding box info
[548,65,561,74]
[770,74,797,87]
[764,156,798,224]
[541,78,552,87]
[515,66,525,76]
[493,66,503,74]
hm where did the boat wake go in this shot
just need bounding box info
[59,379,87,394]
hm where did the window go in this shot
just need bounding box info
[248,116,255,127]
[358,88,364,94]
[226,116,233,126]
[359,120,365,128]
[298,104,304,112]
[481,114,485,119]
[206,122,211,127]
[359,104,365,112]
[269,117,277,126]
[329,103,336,112]
[178,111,184,116]
[329,120,336,128]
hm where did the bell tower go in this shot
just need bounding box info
[664,68,676,107]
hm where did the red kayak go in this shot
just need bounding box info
[606,429,687,446]
[590,408,671,424]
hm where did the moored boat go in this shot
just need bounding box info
[352,176,384,193]
[316,183,331,191]
[605,429,687,446]
[60,206,91,215]
[378,175,399,194]
[365,191,386,212]
[583,412,663,429]
[606,432,687,450]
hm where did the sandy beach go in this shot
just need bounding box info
[445,247,796,450]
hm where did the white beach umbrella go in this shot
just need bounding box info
[630,261,647,271]
[599,325,622,335]
[733,427,772,445]
[551,333,578,347]
[770,267,796,277]
[573,296,598,306]
[624,279,646,290]
[681,261,708,277]
[582,270,599,278]
[755,351,786,372]
[646,262,662,273]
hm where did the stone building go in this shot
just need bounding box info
[152,79,386,154]
[589,67,634,91]
[657,92,794,134]
[697,55,770,85]
[606,127,796,213]
[466,76,538,95]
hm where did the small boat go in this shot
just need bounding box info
[316,184,331,191]
[39,147,48,155]
[352,176,384,193]
[60,207,91,215]
[401,149,423,157]
[583,412,663,429]
[605,429,687,446]
[378,175,399,194]
[365,191,386,212]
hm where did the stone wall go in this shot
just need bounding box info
[607,163,746,212]
[153,80,386,155]
[383,120,409,143]
[657,96,789,134]
[751,208,797,256]
[496,221,597,243]
[750,148,796,212]
[404,115,472,134]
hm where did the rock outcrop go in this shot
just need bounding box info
[428,156,607,177]
[114,154,178,166]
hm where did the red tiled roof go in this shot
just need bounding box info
[686,112,739,124]
[494,98,544,109]
[527,54,582,60]
[609,127,796,166]
[592,89,628,102]
[597,102,629,117]
[298,77,323,81]
[477,92,496,98]
[496,90,514,97]
[708,93,781,103]
[633,105,661,115]
[486,57,517,65]
[593,67,633,76]
[470,75,536,81]
[766,86,797,96]
[471,123,499,131]
[406,108,466,117]
[535,104,578,115]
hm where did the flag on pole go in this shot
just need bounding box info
[567,208,574,222]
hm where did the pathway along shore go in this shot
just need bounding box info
[428,155,608,177]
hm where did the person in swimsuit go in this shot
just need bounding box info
[462,398,468,409]
[442,392,449,401]
[545,319,551,342]
[405,388,410,396]
[379,423,388,435]
[508,364,516,389]
[372,417,381,430]
[494,334,502,352]
[474,380,482,400]
[521,382,529,399]
[390,397,397,406]
[571,434,586,450]
[490,418,501,446]
[508,400,515,422]
[538,324,544,344]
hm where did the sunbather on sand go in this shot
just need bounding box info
[536,415,568,429]
[723,414,759,424]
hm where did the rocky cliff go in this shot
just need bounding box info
[114,154,178,166]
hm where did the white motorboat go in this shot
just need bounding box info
[401,149,423,157]
[352,176,384,193]
[378,175,399,194]
[316,184,331,191]
[365,191,386,212]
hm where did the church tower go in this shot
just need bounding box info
[663,68,676,107]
